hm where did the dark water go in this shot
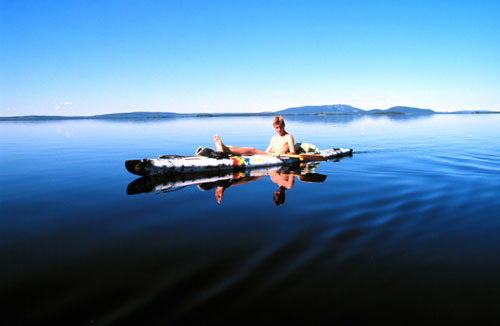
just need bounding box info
[1,114,500,324]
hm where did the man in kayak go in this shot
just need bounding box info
[214,116,296,156]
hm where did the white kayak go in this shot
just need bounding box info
[125,148,352,177]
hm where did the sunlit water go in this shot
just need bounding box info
[1,114,500,324]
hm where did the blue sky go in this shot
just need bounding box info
[1,0,499,116]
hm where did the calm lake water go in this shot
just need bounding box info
[1,114,500,324]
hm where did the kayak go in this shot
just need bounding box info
[125,147,352,177]
[125,148,352,177]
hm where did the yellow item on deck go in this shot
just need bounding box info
[294,143,320,154]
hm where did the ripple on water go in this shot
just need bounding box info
[424,152,500,177]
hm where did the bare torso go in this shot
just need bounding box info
[267,133,295,154]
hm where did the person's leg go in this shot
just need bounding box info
[230,147,267,155]
[214,134,267,155]
[214,134,231,153]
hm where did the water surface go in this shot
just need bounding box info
[1,114,500,324]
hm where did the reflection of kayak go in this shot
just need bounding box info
[127,166,280,195]
[125,148,352,177]
[127,165,327,195]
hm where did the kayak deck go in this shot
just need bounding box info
[125,148,352,177]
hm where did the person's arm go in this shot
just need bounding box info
[283,172,295,189]
[266,136,275,153]
[287,134,296,154]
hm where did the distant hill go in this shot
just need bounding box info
[277,104,435,115]
[277,104,364,114]
[367,106,434,114]
[92,112,179,119]
[385,106,434,114]
[0,115,86,120]
[3,105,496,121]
[453,110,492,114]
[0,112,181,121]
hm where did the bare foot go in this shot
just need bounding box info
[214,134,227,153]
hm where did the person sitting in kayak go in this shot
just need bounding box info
[214,116,296,156]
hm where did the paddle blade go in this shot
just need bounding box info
[297,173,327,183]
[299,154,326,161]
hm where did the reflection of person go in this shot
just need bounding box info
[213,170,296,205]
[215,186,225,204]
[270,171,295,206]
[273,187,286,206]
[214,175,265,204]
[214,116,295,156]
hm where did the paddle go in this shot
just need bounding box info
[156,152,326,161]
[297,153,326,161]
[296,173,327,183]
[267,153,326,161]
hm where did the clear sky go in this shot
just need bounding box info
[1,0,499,116]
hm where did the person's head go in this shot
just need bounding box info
[273,186,286,206]
[273,116,286,136]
